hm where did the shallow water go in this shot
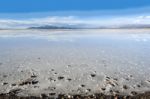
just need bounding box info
[0,29,150,96]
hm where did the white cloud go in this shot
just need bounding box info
[0,15,150,29]
[0,16,84,29]
[133,15,150,24]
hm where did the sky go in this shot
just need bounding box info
[0,0,150,13]
[0,0,150,29]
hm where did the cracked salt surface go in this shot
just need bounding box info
[0,29,150,97]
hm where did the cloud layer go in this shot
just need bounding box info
[0,14,150,29]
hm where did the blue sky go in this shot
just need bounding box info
[0,0,150,29]
[0,0,150,13]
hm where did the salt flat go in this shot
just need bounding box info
[0,29,150,97]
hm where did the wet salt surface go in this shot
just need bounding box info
[0,29,150,97]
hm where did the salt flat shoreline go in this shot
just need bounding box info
[0,29,150,98]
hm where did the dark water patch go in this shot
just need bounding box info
[11,84,17,86]
[80,84,86,88]
[49,93,56,96]
[123,85,129,90]
[131,91,138,95]
[2,82,8,85]
[3,75,7,78]
[67,78,72,81]
[90,74,96,78]
[58,76,64,80]
[19,78,39,86]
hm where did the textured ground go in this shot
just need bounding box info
[0,29,150,98]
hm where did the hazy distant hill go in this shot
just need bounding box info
[28,23,90,29]
[98,24,150,29]
[25,24,150,29]
[28,25,78,29]
[117,24,150,29]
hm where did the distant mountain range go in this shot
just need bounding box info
[28,24,150,29]
[0,24,150,30]
[28,25,78,29]
[28,23,90,29]
[113,24,150,29]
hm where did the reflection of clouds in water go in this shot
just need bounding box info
[34,35,76,42]
[0,34,79,42]
[131,34,150,42]
[0,30,150,42]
